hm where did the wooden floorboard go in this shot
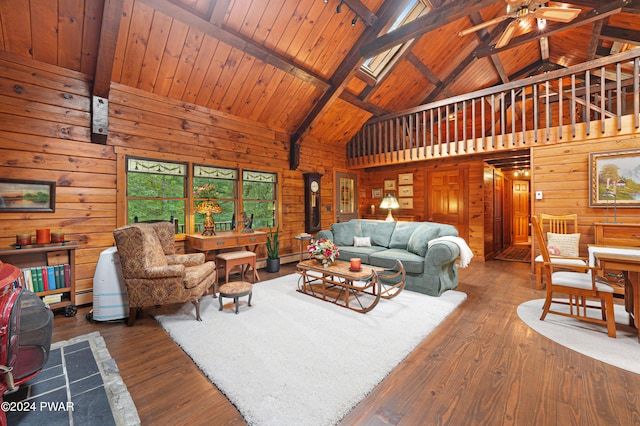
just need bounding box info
[51,260,640,425]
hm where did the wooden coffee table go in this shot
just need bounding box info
[296,259,405,313]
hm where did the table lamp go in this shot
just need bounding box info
[194,200,223,235]
[379,194,400,222]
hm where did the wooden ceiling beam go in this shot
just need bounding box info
[600,25,640,44]
[361,0,499,58]
[424,20,511,103]
[138,0,331,92]
[91,0,124,144]
[343,0,377,27]
[474,0,630,58]
[587,20,605,61]
[289,0,407,169]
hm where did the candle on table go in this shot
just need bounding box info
[350,258,361,270]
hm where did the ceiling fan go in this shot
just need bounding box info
[458,0,581,48]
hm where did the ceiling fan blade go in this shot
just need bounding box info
[458,14,513,37]
[532,7,581,23]
[495,20,518,49]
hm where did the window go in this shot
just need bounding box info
[360,0,431,80]
[126,158,186,227]
[242,170,277,228]
[193,165,238,232]
[125,156,279,233]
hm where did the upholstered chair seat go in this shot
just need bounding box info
[113,222,216,326]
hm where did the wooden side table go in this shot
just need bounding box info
[294,234,314,262]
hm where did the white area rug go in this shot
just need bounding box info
[517,299,640,374]
[155,274,467,426]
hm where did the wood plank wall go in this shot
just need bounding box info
[359,158,486,259]
[0,51,347,305]
[531,134,640,257]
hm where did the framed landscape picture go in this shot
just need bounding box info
[0,179,56,212]
[589,149,640,207]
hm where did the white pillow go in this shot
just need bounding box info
[547,232,580,257]
[353,236,371,247]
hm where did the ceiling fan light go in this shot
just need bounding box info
[537,18,546,30]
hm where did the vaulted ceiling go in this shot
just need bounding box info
[0,0,638,149]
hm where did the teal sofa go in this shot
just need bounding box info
[315,219,460,296]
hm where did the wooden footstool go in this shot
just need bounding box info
[215,251,259,290]
[218,281,253,314]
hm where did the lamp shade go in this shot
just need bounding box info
[379,194,400,210]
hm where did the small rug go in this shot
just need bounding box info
[155,274,467,426]
[495,245,531,262]
[517,299,640,374]
[4,331,140,425]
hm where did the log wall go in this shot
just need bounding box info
[0,51,347,305]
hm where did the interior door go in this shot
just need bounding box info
[512,180,530,243]
[335,172,358,223]
[427,168,467,240]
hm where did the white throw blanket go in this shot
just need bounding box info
[428,236,474,268]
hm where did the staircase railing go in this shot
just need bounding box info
[346,49,640,168]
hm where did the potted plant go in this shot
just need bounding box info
[265,227,280,272]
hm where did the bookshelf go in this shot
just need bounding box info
[0,243,78,316]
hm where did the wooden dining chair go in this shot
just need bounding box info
[533,213,587,290]
[531,216,616,338]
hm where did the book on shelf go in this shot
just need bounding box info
[46,266,56,290]
[41,266,49,291]
[54,265,64,290]
[21,268,34,292]
[31,267,43,292]
[42,294,62,305]
[63,264,70,288]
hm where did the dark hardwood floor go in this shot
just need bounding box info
[51,260,640,425]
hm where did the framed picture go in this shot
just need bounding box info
[372,188,383,199]
[384,179,396,191]
[398,173,413,185]
[399,198,413,209]
[589,149,640,207]
[0,178,56,212]
[399,185,414,197]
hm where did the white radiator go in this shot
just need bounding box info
[92,247,129,321]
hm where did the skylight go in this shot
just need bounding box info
[360,0,431,80]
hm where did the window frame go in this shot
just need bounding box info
[120,154,281,235]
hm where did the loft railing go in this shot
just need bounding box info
[347,49,640,168]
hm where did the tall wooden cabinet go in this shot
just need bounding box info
[0,243,78,316]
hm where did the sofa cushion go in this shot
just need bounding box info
[354,236,371,247]
[369,249,425,274]
[337,246,386,264]
[389,222,420,249]
[360,220,396,248]
[331,221,361,246]
[407,225,440,257]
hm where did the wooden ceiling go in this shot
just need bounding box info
[0,0,638,148]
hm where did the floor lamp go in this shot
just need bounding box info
[379,194,400,222]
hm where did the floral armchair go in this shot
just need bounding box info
[113,222,216,326]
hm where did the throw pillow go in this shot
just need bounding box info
[353,236,371,247]
[389,222,420,249]
[331,221,361,246]
[407,225,440,257]
[547,232,580,257]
